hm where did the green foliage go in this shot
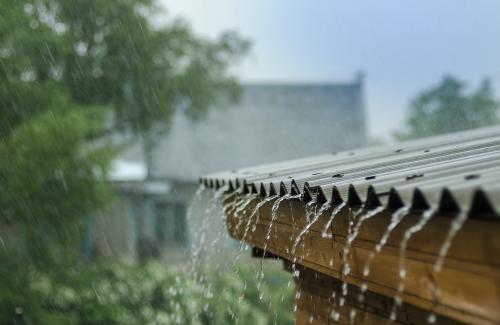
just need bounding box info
[395,76,500,140]
[0,0,248,262]
[0,254,80,324]
[1,0,250,134]
[0,261,293,325]
[194,263,294,325]
[0,1,252,322]
[0,104,114,266]
[0,108,112,224]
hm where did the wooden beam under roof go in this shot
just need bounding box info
[225,195,500,325]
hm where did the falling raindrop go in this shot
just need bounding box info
[349,309,356,324]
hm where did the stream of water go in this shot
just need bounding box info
[263,194,302,249]
[390,208,435,321]
[363,206,411,278]
[338,207,361,308]
[321,202,346,239]
[186,185,209,277]
[290,201,331,260]
[434,210,468,273]
[426,210,469,323]
[343,206,384,324]
[232,195,279,267]
[232,194,259,233]
[324,202,347,322]
[190,184,472,324]
[256,193,302,294]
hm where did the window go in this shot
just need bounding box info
[155,202,187,245]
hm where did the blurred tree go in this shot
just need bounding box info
[1,0,250,176]
[0,0,248,262]
[395,76,500,140]
[0,1,249,321]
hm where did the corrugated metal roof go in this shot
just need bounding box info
[201,125,500,219]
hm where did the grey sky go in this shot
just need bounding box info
[160,0,500,140]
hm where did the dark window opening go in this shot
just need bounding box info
[155,202,187,245]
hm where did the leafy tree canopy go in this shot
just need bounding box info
[395,76,499,140]
[1,0,250,135]
[0,0,249,262]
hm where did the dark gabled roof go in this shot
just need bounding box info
[201,125,500,219]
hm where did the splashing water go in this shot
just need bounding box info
[189,185,229,279]
[291,201,331,261]
[235,194,258,215]
[233,194,259,233]
[426,210,468,322]
[225,194,258,268]
[187,185,208,276]
[344,206,411,322]
[362,206,410,278]
[210,185,231,219]
[233,195,279,268]
[338,207,362,307]
[264,193,302,248]
[330,310,340,322]
[223,193,244,216]
[341,207,383,289]
[288,200,323,290]
[321,202,346,238]
[304,200,318,222]
[348,206,385,246]
[433,210,468,273]
[251,195,279,234]
[354,206,410,308]
[223,197,239,215]
[342,206,384,323]
[186,184,208,223]
[349,309,357,324]
[390,208,435,321]
[328,289,342,322]
[257,193,301,292]
[242,195,279,242]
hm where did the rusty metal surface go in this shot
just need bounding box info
[201,126,500,219]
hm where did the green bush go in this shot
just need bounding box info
[0,259,293,325]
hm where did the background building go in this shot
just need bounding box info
[90,76,368,261]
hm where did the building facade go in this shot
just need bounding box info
[92,76,368,262]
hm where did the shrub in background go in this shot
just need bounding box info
[0,259,293,325]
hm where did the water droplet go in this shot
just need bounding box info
[331,311,340,321]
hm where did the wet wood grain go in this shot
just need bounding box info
[225,195,500,325]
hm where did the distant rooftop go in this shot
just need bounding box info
[123,78,367,182]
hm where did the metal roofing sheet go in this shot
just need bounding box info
[201,125,500,219]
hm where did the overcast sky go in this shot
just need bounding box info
[160,0,500,141]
